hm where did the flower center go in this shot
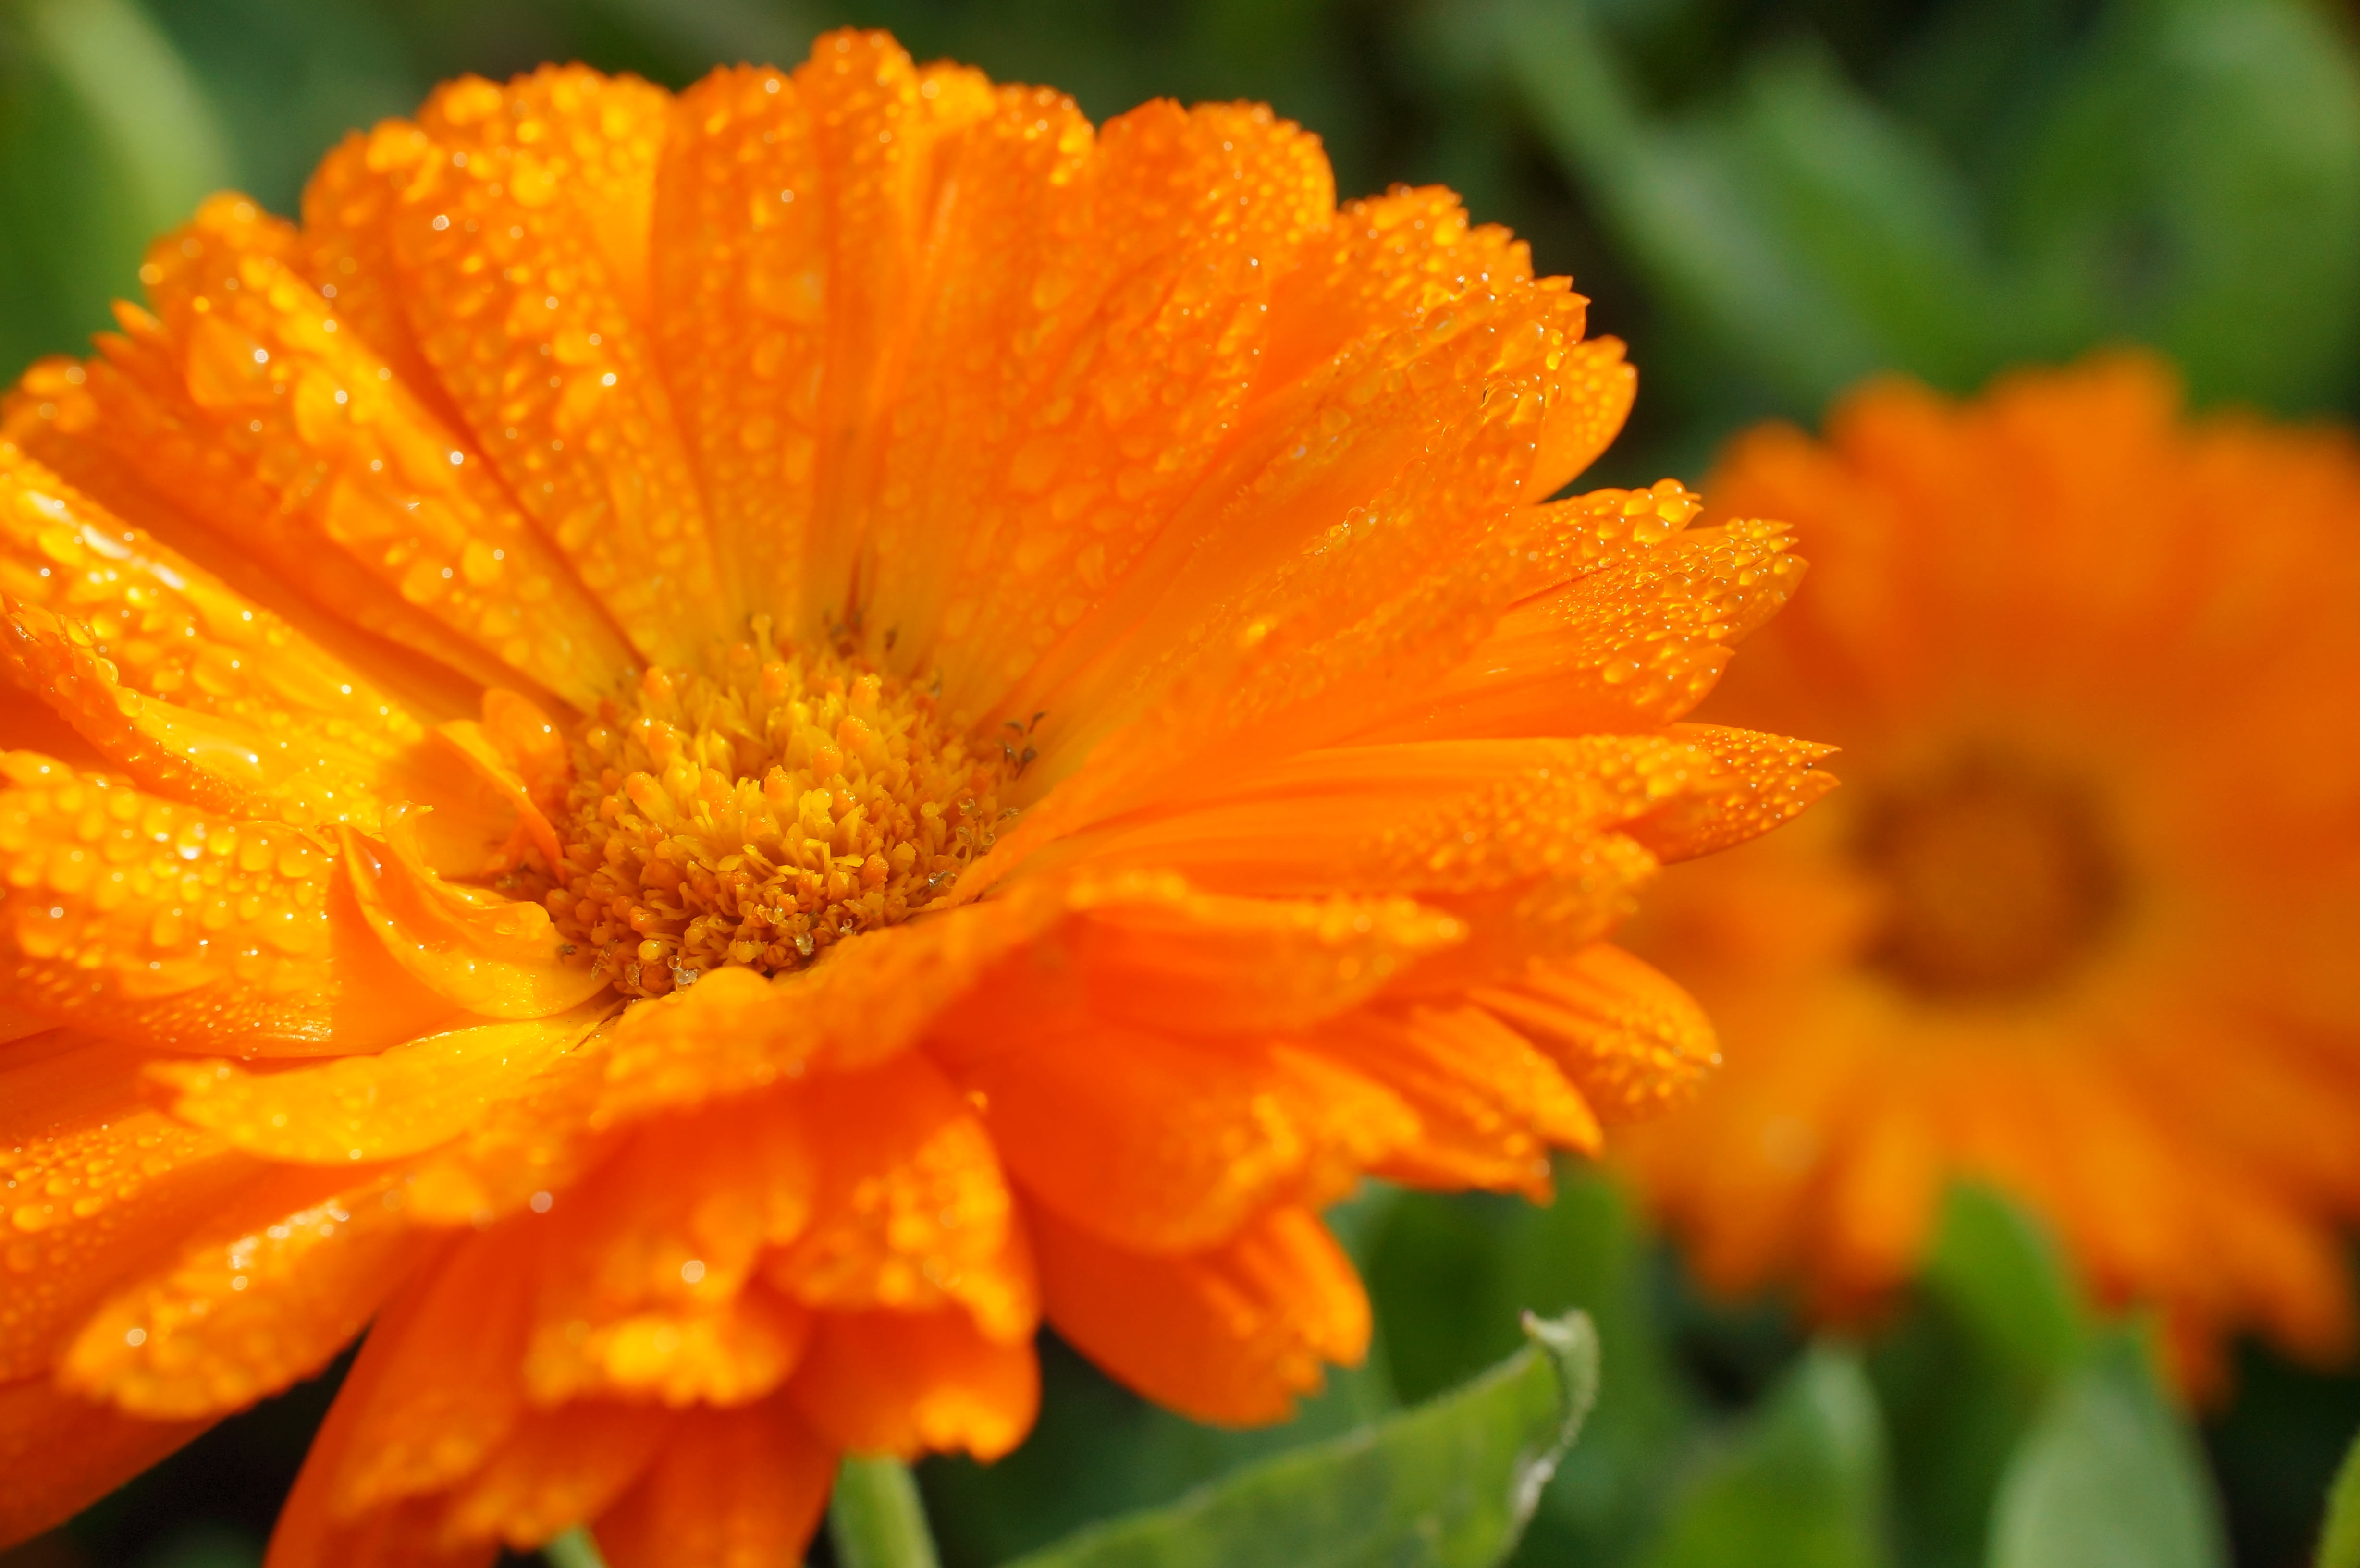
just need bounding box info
[544,626,1010,999]
[1856,755,2120,1000]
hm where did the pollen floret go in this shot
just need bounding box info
[547,625,1008,997]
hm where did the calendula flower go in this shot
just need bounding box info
[0,31,1828,1563]
[1621,355,2360,1394]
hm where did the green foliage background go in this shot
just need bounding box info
[4,2,2360,1567]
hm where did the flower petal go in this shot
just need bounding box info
[1357,519,1804,743]
[150,1006,608,1166]
[1470,943,1721,1121]
[959,1021,1412,1254]
[340,808,609,1019]
[786,1306,1038,1461]
[0,758,453,1054]
[0,1376,210,1549]
[0,444,487,829]
[593,886,1063,1123]
[383,68,726,665]
[440,1400,675,1550]
[1032,1201,1366,1427]
[524,1286,811,1410]
[769,1054,1035,1342]
[0,1032,259,1381]
[1312,1001,1601,1195]
[330,1227,530,1515]
[591,1397,834,1568]
[63,1171,431,1419]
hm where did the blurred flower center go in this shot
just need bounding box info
[542,625,1010,999]
[1855,756,2119,999]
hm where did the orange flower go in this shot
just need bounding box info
[0,32,1828,1562]
[1620,355,2360,1395]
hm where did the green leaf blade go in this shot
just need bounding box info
[1004,1309,1598,1568]
[1988,1333,2227,1568]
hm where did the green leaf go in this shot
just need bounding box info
[1000,1309,1598,1568]
[1920,1184,2085,1386]
[2003,0,2360,410]
[2318,1424,2360,1568]
[1987,1332,2227,1568]
[1637,1344,1893,1568]
[1357,1173,1696,1564]
[543,1526,608,1568]
[0,0,231,373]
[1873,1186,2084,1568]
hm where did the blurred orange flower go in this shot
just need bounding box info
[1621,355,2360,1394]
[0,30,1828,1564]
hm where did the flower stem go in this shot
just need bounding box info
[828,1455,941,1568]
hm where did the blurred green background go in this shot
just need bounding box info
[5,1,2360,1566]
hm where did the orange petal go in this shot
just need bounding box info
[0,757,453,1054]
[0,1376,210,1549]
[770,1054,1035,1342]
[385,68,725,664]
[885,91,1336,721]
[592,1396,834,1568]
[263,1286,496,1568]
[1524,336,1638,500]
[657,49,998,636]
[8,328,527,703]
[152,1006,607,1166]
[1621,724,1841,863]
[1356,519,1803,742]
[960,1019,1401,1255]
[1058,735,1720,895]
[295,134,468,434]
[1032,1201,1366,1427]
[94,198,630,707]
[519,1100,818,1404]
[440,1400,675,1551]
[0,1033,259,1382]
[395,1043,617,1227]
[786,1307,1039,1461]
[0,444,472,825]
[1312,1002,1601,1196]
[1252,184,1536,413]
[340,808,610,1018]
[594,887,1063,1124]
[1500,479,1703,602]
[63,1171,432,1419]
[1470,944,1721,1122]
[330,1227,531,1514]
[524,1286,812,1411]
[1050,874,1466,1035]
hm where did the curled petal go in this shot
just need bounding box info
[0,758,452,1054]
[341,807,609,1018]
